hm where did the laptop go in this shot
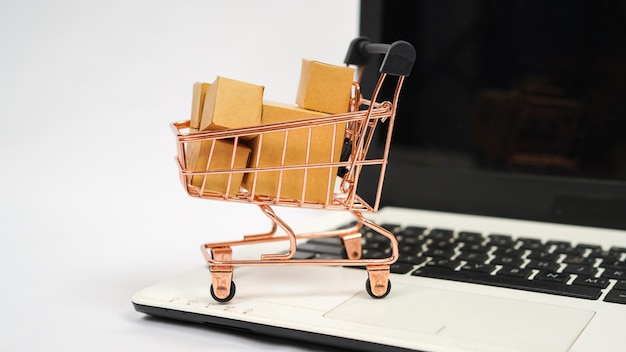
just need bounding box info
[133,1,626,351]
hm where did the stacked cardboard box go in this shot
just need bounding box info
[188,139,251,196]
[296,59,355,114]
[187,77,262,196]
[199,76,264,131]
[244,102,346,204]
[189,82,210,131]
[186,59,355,202]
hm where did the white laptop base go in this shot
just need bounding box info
[132,207,626,352]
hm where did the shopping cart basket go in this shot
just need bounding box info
[170,37,415,302]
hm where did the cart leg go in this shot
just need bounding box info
[365,265,391,299]
[341,232,362,260]
[353,211,399,263]
[341,211,364,260]
[256,204,297,261]
[210,267,235,302]
[208,247,236,302]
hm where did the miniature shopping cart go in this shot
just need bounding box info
[171,37,415,302]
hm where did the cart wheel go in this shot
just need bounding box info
[365,278,391,299]
[210,281,236,303]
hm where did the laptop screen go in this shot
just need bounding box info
[357,0,626,229]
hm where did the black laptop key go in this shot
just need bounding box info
[563,255,596,266]
[487,234,514,247]
[535,271,570,284]
[456,251,489,263]
[518,238,549,252]
[399,244,423,255]
[496,266,532,279]
[397,236,426,247]
[460,262,495,274]
[527,250,560,261]
[520,242,549,252]
[411,267,602,300]
[428,228,454,240]
[572,276,610,289]
[399,226,427,237]
[517,237,542,244]
[425,259,461,270]
[398,254,427,266]
[562,264,598,277]
[457,231,484,244]
[490,255,525,267]
[461,242,491,253]
[493,247,525,257]
[603,289,626,304]
[423,248,456,259]
[390,262,415,274]
[554,246,586,256]
[428,239,457,250]
[546,240,572,251]
[526,260,560,272]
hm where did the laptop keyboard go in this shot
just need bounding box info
[295,223,626,304]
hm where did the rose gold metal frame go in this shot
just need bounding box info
[171,69,407,301]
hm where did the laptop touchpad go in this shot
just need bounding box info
[324,284,594,352]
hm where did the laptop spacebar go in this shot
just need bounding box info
[412,267,602,300]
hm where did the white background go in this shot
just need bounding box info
[0,1,358,350]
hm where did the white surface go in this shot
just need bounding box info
[0,1,358,351]
[133,207,626,352]
[134,264,594,352]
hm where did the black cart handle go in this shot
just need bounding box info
[344,37,415,77]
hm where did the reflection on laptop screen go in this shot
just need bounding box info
[358,0,626,229]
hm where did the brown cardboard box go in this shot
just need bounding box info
[190,82,211,131]
[188,139,251,196]
[200,76,264,131]
[244,101,346,204]
[295,59,355,114]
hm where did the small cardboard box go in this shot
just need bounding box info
[295,59,355,114]
[190,82,211,131]
[200,76,264,131]
[188,139,251,196]
[244,101,346,204]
